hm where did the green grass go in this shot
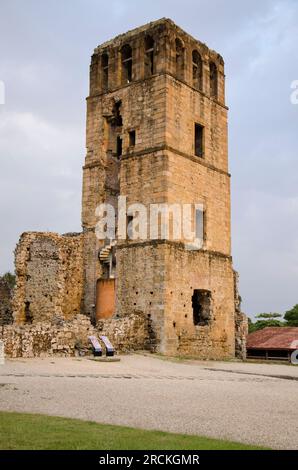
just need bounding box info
[0,412,266,450]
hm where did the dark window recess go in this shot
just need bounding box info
[210,62,218,98]
[121,44,133,84]
[24,301,32,324]
[116,136,122,158]
[102,53,109,91]
[129,130,136,147]
[192,50,202,90]
[113,101,123,127]
[175,38,184,80]
[144,35,154,76]
[127,215,133,239]
[192,290,211,326]
[195,123,204,157]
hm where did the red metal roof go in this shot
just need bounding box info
[247,327,298,350]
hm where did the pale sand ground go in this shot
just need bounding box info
[0,354,297,449]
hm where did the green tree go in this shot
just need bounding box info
[1,272,16,289]
[248,317,256,333]
[284,304,298,327]
[249,313,283,332]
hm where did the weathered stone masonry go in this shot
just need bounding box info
[12,232,84,324]
[1,18,247,359]
[81,18,246,358]
[0,276,13,326]
[1,313,152,358]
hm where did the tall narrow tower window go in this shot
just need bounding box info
[210,61,218,99]
[194,123,204,157]
[116,136,122,158]
[102,53,109,91]
[129,130,136,147]
[175,38,184,80]
[144,35,155,76]
[192,50,202,91]
[121,44,133,84]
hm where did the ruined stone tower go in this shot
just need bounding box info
[6,18,246,359]
[82,18,239,358]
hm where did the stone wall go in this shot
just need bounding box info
[90,18,225,105]
[13,232,84,324]
[0,315,94,358]
[234,271,248,359]
[116,242,167,351]
[1,312,152,358]
[97,311,156,352]
[0,277,13,326]
[116,241,237,359]
[164,245,235,359]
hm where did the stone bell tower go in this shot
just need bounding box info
[82,18,242,358]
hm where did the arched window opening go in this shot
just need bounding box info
[121,44,132,84]
[209,62,218,99]
[175,38,184,80]
[144,35,155,76]
[192,50,202,91]
[102,53,109,91]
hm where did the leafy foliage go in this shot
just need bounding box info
[248,313,283,333]
[284,304,298,327]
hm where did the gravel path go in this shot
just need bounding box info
[0,354,297,449]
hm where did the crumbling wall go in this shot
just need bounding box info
[97,311,156,352]
[1,315,95,358]
[234,271,248,359]
[164,244,235,359]
[13,232,84,324]
[0,277,13,326]
[0,312,153,358]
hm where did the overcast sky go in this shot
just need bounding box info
[0,0,297,318]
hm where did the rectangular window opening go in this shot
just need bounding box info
[195,123,204,157]
[129,130,136,147]
[24,301,32,324]
[192,290,211,326]
[145,50,154,76]
[103,67,108,90]
[116,136,122,158]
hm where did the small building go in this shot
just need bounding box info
[247,327,298,361]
